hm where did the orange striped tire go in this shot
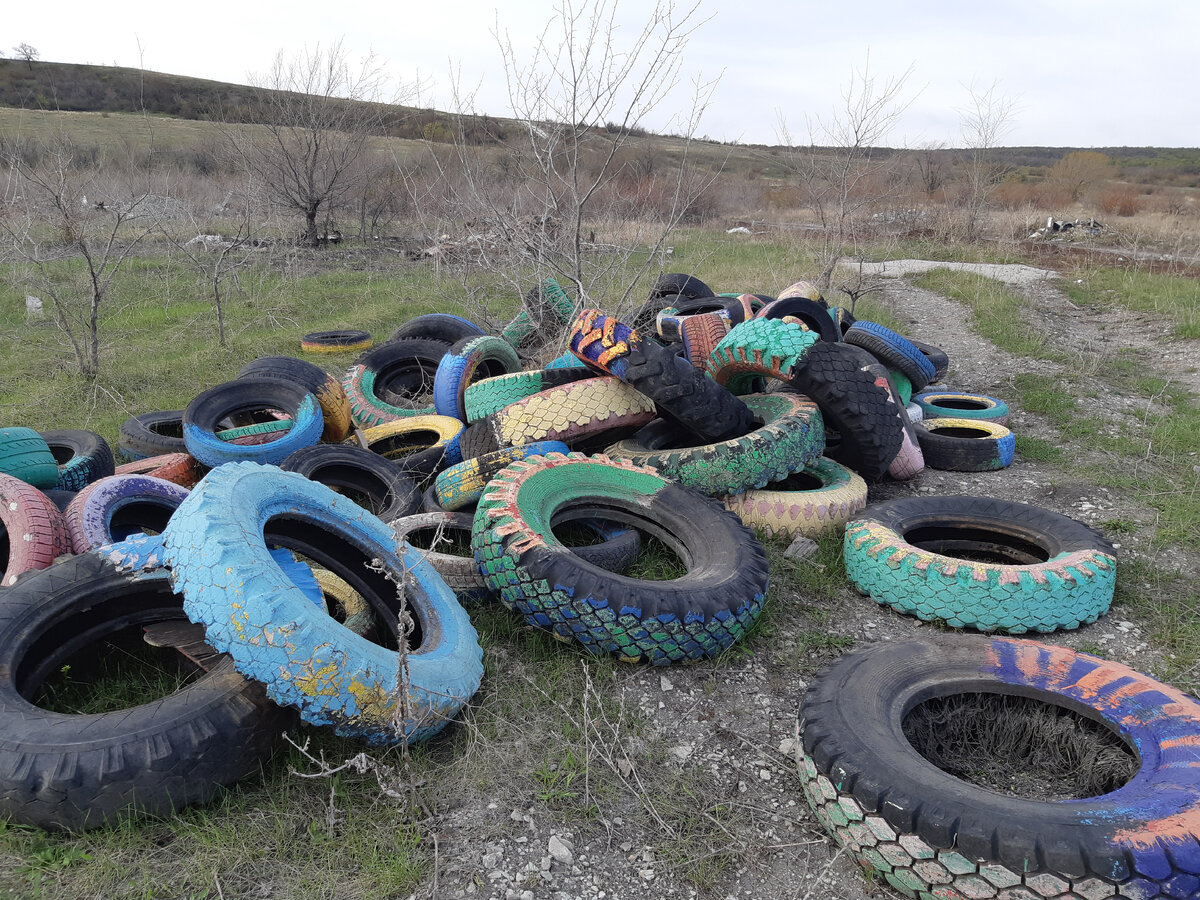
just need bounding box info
[114,453,207,488]
[0,473,71,586]
[721,456,866,539]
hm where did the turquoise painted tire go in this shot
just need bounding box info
[161,463,483,746]
[501,278,576,348]
[0,427,59,488]
[605,392,825,495]
[704,317,821,394]
[463,367,592,423]
[843,495,1116,633]
[433,335,523,422]
[472,452,769,664]
[913,390,1010,426]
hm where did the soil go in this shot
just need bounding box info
[406,262,1199,900]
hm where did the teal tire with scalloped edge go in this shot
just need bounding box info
[471,451,769,664]
[605,392,825,495]
[704,317,821,394]
[463,368,592,423]
[843,495,1116,633]
[161,462,483,746]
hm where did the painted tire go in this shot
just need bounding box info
[868,367,924,482]
[472,452,770,664]
[0,551,286,830]
[916,417,1015,472]
[790,343,903,481]
[236,355,353,443]
[433,335,523,421]
[798,634,1200,900]
[114,452,207,487]
[310,567,374,637]
[464,376,656,458]
[605,393,825,495]
[117,410,187,461]
[569,310,754,444]
[463,367,593,423]
[544,351,589,370]
[844,321,937,391]
[756,297,841,343]
[843,495,1116,632]
[705,317,821,394]
[914,391,1011,426]
[359,416,464,466]
[888,370,913,408]
[280,444,421,522]
[342,338,447,428]
[0,427,59,488]
[501,278,576,348]
[388,313,485,346]
[0,473,71,586]
[906,402,924,423]
[655,298,734,343]
[161,463,483,746]
[776,280,824,303]
[721,457,867,539]
[300,330,372,354]
[678,312,730,369]
[183,378,323,467]
[39,430,115,492]
[64,474,191,553]
[434,441,569,511]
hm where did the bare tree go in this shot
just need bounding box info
[1049,150,1115,203]
[2,135,158,378]
[777,56,914,291]
[13,43,39,69]
[225,41,402,247]
[913,141,947,199]
[958,81,1017,242]
[419,0,720,331]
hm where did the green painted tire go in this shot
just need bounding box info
[605,393,824,495]
[0,427,59,488]
[704,318,820,395]
[472,452,769,664]
[434,441,568,511]
[501,278,576,348]
[463,368,592,423]
[843,495,1116,633]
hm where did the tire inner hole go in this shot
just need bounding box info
[930,398,990,411]
[109,500,180,540]
[550,508,686,581]
[903,525,1049,565]
[765,470,824,492]
[307,466,392,515]
[369,430,441,459]
[929,425,992,439]
[903,691,1137,800]
[48,444,74,465]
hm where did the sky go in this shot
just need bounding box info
[5,0,1198,148]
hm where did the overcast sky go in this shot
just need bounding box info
[6,0,1198,148]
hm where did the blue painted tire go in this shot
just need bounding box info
[844,321,937,391]
[161,463,483,746]
[800,635,1200,899]
[545,351,588,370]
[843,495,1115,633]
[63,474,191,553]
[183,378,323,467]
[433,335,523,421]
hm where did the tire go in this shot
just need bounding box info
[905,401,924,423]
[64,474,191,553]
[280,444,421,521]
[756,297,841,343]
[342,338,447,428]
[888,370,913,407]
[161,463,483,746]
[569,310,754,444]
[721,457,867,539]
[1,473,71,587]
[0,551,285,830]
[844,495,1116,632]
[656,298,737,343]
[118,410,187,461]
[705,317,821,394]
[463,367,593,423]
[910,339,950,383]
[114,453,207,488]
[359,416,464,465]
[41,489,77,513]
[310,567,374,637]
[388,313,485,346]
[798,634,1199,899]
[0,427,59,488]
[678,312,730,369]
[648,273,713,301]
[236,355,353,443]
[472,452,769,664]
[829,306,857,338]
[916,417,1015,472]
[864,366,923,481]
[606,393,825,495]
[433,335,523,421]
[183,378,324,467]
[913,391,1010,426]
[39,430,115,491]
[391,511,494,602]
[465,376,656,458]
[776,280,825,304]
[434,441,569,511]
[501,279,576,348]
[790,343,904,481]
[844,321,936,391]
[300,330,372,354]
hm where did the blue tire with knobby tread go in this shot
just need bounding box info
[843,495,1116,633]
[161,463,483,746]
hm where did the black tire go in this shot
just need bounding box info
[280,444,421,521]
[235,355,352,443]
[39,429,115,492]
[790,343,903,480]
[0,552,285,830]
[117,410,187,461]
[649,273,714,301]
[798,634,1199,898]
[387,313,484,346]
[916,418,1015,472]
[756,297,842,343]
[910,339,950,383]
[844,321,936,391]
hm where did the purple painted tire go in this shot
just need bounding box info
[64,474,191,553]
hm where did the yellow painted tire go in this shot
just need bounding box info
[311,567,373,636]
[722,456,867,539]
[300,330,373,354]
[358,416,464,462]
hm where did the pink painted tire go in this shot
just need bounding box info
[721,456,867,539]
[0,473,71,586]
